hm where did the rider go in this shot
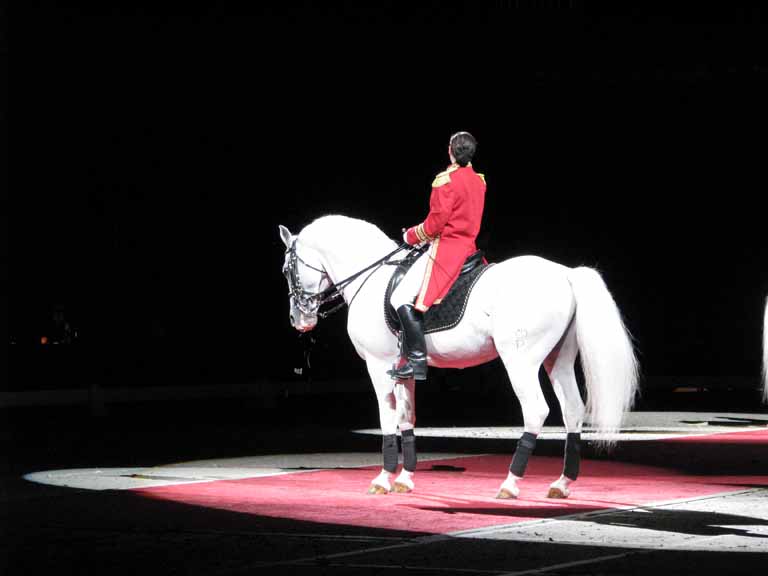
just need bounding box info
[388,131,487,381]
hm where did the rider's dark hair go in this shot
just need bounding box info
[449,131,477,167]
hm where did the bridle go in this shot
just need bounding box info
[284,239,413,319]
[284,240,336,317]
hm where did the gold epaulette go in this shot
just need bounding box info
[431,164,459,188]
[477,173,485,184]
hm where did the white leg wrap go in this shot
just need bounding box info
[496,471,521,499]
[547,474,572,499]
[393,468,415,493]
[369,469,392,494]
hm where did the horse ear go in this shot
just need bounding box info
[278,225,293,248]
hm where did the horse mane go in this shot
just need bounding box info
[300,215,396,257]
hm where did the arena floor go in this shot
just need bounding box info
[3,401,766,575]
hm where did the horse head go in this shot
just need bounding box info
[279,224,332,332]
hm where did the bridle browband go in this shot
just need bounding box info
[285,239,412,319]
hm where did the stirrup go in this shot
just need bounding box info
[388,361,426,381]
[388,363,413,380]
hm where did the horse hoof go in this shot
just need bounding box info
[392,482,412,494]
[495,488,518,500]
[547,487,569,499]
[367,484,389,495]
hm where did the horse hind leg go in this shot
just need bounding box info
[544,323,584,499]
[495,357,550,499]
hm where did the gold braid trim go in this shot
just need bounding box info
[415,223,434,243]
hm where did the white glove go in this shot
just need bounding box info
[402,229,410,244]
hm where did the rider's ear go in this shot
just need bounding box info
[279,225,293,248]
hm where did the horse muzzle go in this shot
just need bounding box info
[290,310,318,332]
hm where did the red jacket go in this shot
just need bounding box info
[405,163,486,312]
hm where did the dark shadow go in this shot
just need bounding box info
[276,465,467,472]
[406,505,768,540]
[609,437,768,476]
[409,504,607,519]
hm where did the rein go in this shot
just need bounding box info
[288,241,414,319]
[339,244,429,316]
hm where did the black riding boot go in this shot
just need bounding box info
[389,304,427,381]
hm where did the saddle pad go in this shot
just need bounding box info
[384,255,494,335]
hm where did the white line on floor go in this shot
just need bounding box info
[495,552,636,575]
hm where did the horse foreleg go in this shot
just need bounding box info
[367,358,400,494]
[367,434,397,494]
[393,379,416,493]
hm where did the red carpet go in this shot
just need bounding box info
[136,429,768,534]
[663,427,768,444]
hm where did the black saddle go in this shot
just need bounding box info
[384,249,493,335]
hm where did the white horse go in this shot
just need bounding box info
[280,215,638,499]
[763,295,768,403]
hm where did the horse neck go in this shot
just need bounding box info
[321,241,394,287]
[303,225,396,302]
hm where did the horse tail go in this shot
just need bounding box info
[567,267,639,448]
[763,294,768,403]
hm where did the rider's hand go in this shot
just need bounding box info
[402,228,411,245]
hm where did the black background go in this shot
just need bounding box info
[8,2,767,396]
